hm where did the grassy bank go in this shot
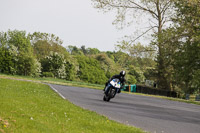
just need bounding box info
[0,78,144,133]
[0,74,104,90]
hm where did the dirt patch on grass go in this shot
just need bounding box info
[0,117,9,132]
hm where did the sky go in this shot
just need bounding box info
[0,0,147,51]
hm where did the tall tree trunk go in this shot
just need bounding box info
[156,0,170,90]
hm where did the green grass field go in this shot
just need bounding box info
[0,78,144,133]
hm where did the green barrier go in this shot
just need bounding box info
[122,85,128,91]
[122,84,136,92]
[131,84,136,92]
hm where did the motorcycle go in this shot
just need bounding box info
[103,78,121,102]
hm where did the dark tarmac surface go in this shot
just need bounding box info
[49,84,200,133]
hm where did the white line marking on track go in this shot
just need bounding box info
[49,84,66,99]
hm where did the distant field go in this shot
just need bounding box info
[0,78,144,133]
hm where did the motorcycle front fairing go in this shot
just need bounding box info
[105,79,121,95]
[110,79,121,89]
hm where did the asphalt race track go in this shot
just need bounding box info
[49,84,200,133]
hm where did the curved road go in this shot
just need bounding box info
[49,84,200,133]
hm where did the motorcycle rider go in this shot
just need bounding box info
[104,70,126,93]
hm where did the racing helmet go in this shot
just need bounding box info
[120,70,126,77]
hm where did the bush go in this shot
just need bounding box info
[76,55,107,84]
[42,72,54,77]
[41,52,66,79]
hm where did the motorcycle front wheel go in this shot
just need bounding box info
[103,95,110,102]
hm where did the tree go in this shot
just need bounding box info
[92,0,174,90]
[112,51,131,68]
[7,30,33,54]
[116,42,156,83]
[118,42,156,59]
[0,47,15,74]
[80,45,88,55]
[67,45,84,55]
[127,75,137,84]
[128,65,141,83]
[155,0,200,93]
[94,53,119,78]
[0,30,40,76]
[17,53,36,76]
[169,0,200,93]
[65,60,77,81]
[41,52,66,79]
[29,32,63,46]
[30,32,69,60]
[76,55,107,84]
[87,48,100,55]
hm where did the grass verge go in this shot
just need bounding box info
[0,74,104,90]
[0,78,144,133]
[141,94,200,105]
[123,92,200,105]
